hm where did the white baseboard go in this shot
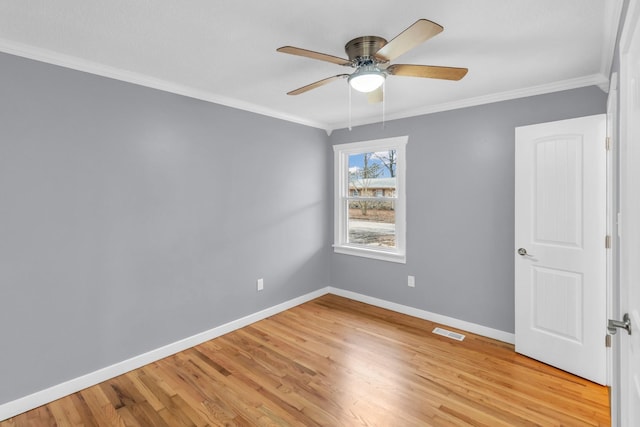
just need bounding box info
[328,287,516,345]
[0,288,329,422]
[0,286,514,421]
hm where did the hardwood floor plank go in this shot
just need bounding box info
[412,352,605,425]
[125,373,165,412]
[127,401,170,427]
[45,401,73,427]
[196,340,331,426]
[1,294,610,426]
[138,367,211,427]
[67,394,99,427]
[114,407,142,427]
[78,387,124,427]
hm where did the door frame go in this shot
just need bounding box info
[615,0,640,424]
[606,71,618,424]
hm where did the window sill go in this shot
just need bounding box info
[333,244,406,264]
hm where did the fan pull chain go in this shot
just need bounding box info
[382,81,386,128]
[348,84,352,131]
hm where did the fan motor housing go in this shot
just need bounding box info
[344,36,387,63]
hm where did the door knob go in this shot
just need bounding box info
[517,248,531,256]
[608,313,632,335]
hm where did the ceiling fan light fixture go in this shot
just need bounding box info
[348,66,386,93]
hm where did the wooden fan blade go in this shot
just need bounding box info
[387,64,468,80]
[287,74,349,95]
[277,46,351,66]
[367,86,384,104]
[374,19,443,61]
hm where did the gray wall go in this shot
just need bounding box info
[0,47,609,407]
[329,87,607,333]
[0,52,330,404]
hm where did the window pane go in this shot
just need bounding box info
[348,150,397,198]
[348,150,397,247]
[348,200,396,247]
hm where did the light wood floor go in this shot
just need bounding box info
[2,294,610,426]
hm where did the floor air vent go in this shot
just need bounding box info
[432,327,465,341]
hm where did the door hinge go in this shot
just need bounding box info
[606,334,612,347]
[606,137,611,151]
[605,235,612,249]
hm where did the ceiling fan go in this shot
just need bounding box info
[277,19,468,103]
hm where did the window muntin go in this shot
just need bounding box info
[334,136,407,263]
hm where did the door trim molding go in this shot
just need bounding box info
[606,72,618,389]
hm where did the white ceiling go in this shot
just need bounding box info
[0,0,623,131]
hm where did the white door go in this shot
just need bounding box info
[515,115,607,385]
[619,1,640,423]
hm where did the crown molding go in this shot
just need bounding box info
[0,39,610,134]
[0,39,327,131]
[601,0,624,79]
[327,73,610,132]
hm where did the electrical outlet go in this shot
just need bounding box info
[257,278,264,291]
[408,275,415,288]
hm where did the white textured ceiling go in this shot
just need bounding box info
[0,0,622,131]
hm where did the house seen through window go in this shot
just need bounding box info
[334,136,407,263]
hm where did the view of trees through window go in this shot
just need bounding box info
[348,150,397,247]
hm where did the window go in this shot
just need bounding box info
[333,136,407,263]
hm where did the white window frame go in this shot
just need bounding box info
[333,136,407,264]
